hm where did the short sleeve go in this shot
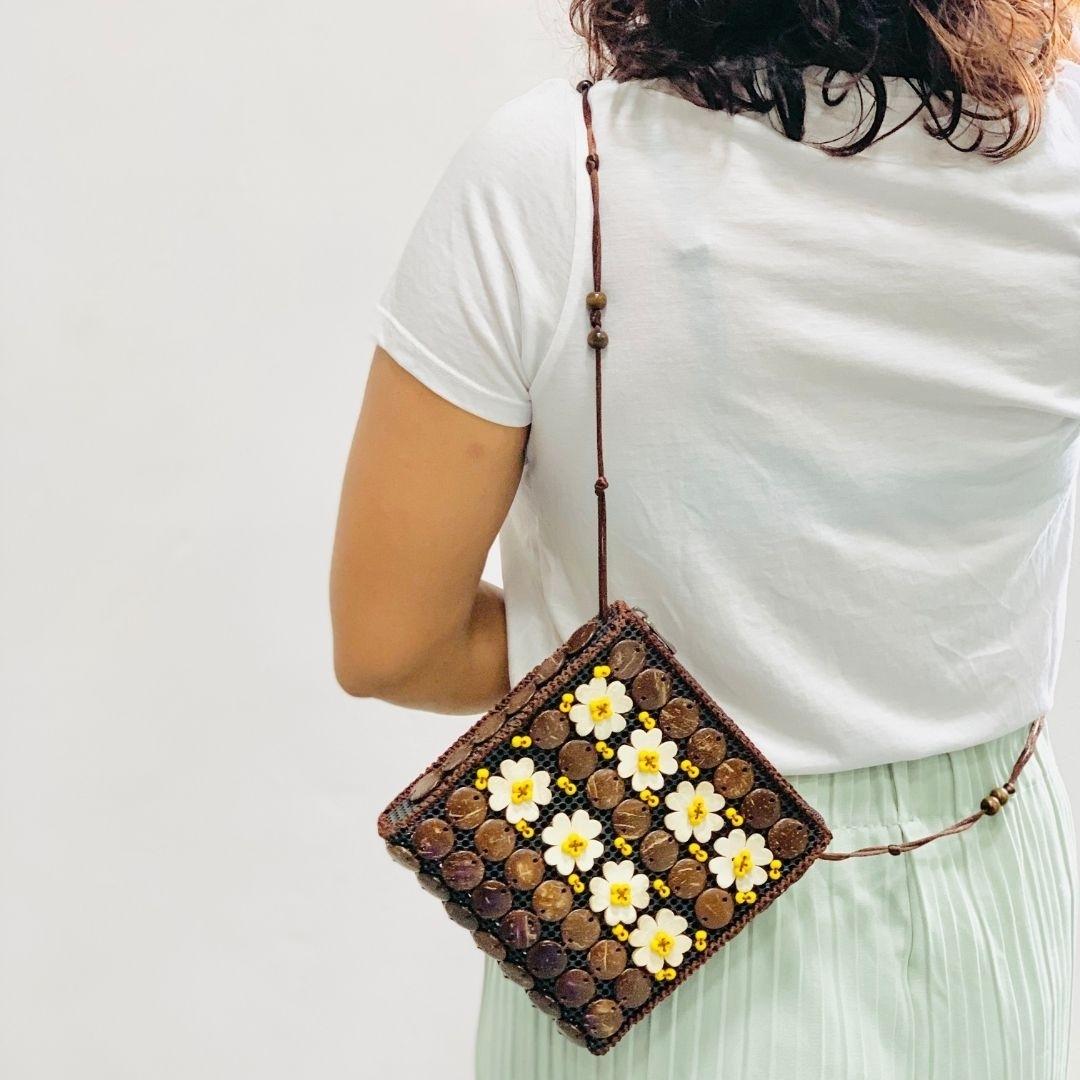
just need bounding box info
[373,78,580,427]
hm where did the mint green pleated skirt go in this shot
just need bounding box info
[475,721,1078,1080]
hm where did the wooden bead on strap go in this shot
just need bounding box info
[980,783,1016,815]
[588,329,609,349]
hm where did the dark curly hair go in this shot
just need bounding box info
[570,0,1080,159]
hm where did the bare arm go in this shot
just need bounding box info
[330,346,529,713]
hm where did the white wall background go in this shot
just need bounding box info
[1,4,1077,1078]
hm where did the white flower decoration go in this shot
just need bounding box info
[541,809,604,876]
[569,675,633,740]
[710,828,772,893]
[616,727,679,792]
[587,860,650,926]
[629,908,692,973]
[486,757,552,824]
[664,779,726,844]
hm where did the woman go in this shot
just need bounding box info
[332,1,1080,1077]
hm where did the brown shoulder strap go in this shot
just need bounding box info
[574,78,1045,860]
[819,713,1045,859]
[577,79,610,622]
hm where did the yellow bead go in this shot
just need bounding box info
[476,768,490,779]
[694,930,707,940]
[562,693,575,702]
[474,778,488,790]
[769,859,781,869]
[520,735,532,748]
[695,849,708,863]
[638,711,650,722]
[559,701,572,713]
[566,782,577,795]
[769,869,781,880]
[688,843,700,854]
[732,814,744,826]
[593,664,611,678]
[643,717,656,729]
[688,766,700,779]
[654,971,666,982]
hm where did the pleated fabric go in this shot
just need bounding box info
[474,722,1077,1080]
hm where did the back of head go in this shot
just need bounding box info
[570,0,1080,159]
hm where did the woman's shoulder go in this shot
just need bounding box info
[487,76,583,125]
[449,77,583,182]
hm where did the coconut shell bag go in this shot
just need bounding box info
[376,78,1046,1056]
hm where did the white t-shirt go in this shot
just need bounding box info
[373,67,1080,775]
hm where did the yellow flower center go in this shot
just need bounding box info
[650,930,674,958]
[686,795,708,826]
[637,749,660,774]
[589,695,613,723]
[510,778,534,805]
[609,882,632,907]
[561,832,587,858]
[732,848,755,877]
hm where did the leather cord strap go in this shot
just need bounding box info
[579,79,610,621]
[819,712,1045,859]
[575,78,1046,860]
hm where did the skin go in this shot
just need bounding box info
[330,346,528,712]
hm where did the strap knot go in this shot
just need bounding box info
[585,153,599,173]
[594,476,609,494]
[576,79,593,94]
[887,843,902,856]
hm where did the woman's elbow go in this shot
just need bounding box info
[334,650,381,699]
[333,628,415,700]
